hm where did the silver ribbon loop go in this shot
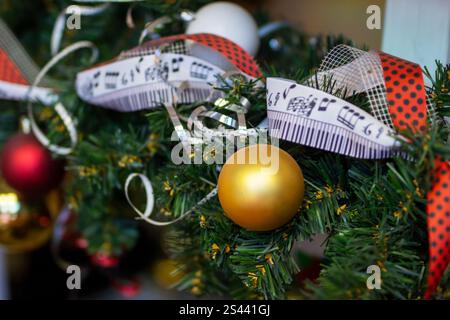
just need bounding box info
[27,41,98,156]
[201,111,238,128]
[138,10,195,45]
[51,3,110,56]
[126,94,258,228]
[126,3,137,29]
[138,16,172,44]
[125,173,217,226]
[185,97,256,142]
[119,42,256,226]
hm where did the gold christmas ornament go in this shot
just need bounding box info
[0,177,55,252]
[152,259,185,289]
[218,144,304,231]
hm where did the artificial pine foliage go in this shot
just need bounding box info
[0,0,449,299]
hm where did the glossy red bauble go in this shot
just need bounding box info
[90,252,120,268]
[112,277,141,298]
[0,133,65,196]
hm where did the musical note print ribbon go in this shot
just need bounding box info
[76,33,262,112]
[77,52,224,111]
[268,44,448,298]
[267,77,400,159]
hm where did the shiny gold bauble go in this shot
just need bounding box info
[152,259,185,289]
[218,144,304,231]
[0,177,55,252]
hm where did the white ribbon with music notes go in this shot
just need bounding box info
[267,77,402,159]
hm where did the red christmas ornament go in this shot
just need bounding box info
[0,133,65,196]
[111,277,141,298]
[90,252,120,268]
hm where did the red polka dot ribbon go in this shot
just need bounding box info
[379,51,450,298]
[425,159,450,299]
[0,48,28,85]
[139,33,262,78]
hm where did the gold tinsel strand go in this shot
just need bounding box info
[211,243,220,260]
[159,207,172,216]
[256,265,266,275]
[163,181,175,197]
[118,155,141,168]
[191,286,201,295]
[303,199,312,209]
[199,215,207,228]
[265,253,274,265]
[248,272,258,288]
[315,191,324,200]
[79,166,99,177]
[336,204,347,215]
[146,133,159,155]
[393,210,402,219]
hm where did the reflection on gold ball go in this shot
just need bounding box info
[0,177,54,252]
[218,144,304,231]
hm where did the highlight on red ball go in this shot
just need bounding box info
[0,133,65,197]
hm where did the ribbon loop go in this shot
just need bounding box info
[51,3,110,56]
[138,10,195,45]
[277,44,446,298]
[124,173,217,226]
[27,41,98,156]
[267,77,400,159]
[312,45,436,129]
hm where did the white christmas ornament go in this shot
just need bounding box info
[186,2,260,56]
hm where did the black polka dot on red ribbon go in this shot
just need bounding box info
[425,159,450,299]
[379,52,427,133]
[0,48,28,85]
[183,33,262,78]
[378,50,450,299]
[139,33,262,79]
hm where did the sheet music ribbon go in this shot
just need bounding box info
[267,45,448,298]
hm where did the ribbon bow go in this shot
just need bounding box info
[76,33,262,112]
[0,18,98,156]
[267,44,448,298]
[119,34,263,226]
[0,18,55,104]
